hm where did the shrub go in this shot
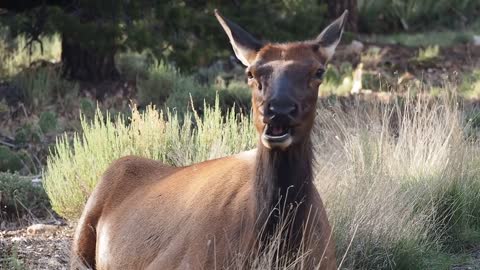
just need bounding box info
[11,66,78,112]
[115,50,154,81]
[0,172,50,219]
[0,146,23,172]
[358,0,480,33]
[38,111,58,134]
[43,96,256,219]
[137,63,215,114]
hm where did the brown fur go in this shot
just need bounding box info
[71,16,341,270]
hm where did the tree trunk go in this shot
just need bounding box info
[61,34,118,82]
[326,0,358,32]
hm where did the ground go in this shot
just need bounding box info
[1,222,72,269]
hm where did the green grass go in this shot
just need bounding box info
[358,0,480,33]
[362,31,475,47]
[415,45,440,62]
[1,244,25,270]
[460,69,480,99]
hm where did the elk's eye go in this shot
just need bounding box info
[315,68,325,79]
[247,71,254,80]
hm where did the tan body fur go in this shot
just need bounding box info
[72,150,335,269]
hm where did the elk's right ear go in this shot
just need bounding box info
[214,9,263,66]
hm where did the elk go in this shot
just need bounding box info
[71,9,347,270]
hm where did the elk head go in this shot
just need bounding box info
[215,10,347,151]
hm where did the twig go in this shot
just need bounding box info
[0,140,16,148]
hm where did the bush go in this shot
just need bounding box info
[44,88,480,268]
[358,0,480,33]
[43,96,256,219]
[137,63,211,113]
[0,172,50,219]
[0,146,23,172]
[11,66,78,112]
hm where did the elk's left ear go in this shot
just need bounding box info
[214,9,263,66]
[315,10,348,61]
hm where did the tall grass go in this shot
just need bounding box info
[44,90,480,268]
[314,94,480,268]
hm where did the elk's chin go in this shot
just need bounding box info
[261,124,293,150]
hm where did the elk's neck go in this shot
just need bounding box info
[254,138,314,241]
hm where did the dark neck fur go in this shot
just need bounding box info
[254,138,314,248]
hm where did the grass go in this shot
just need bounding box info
[415,45,440,62]
[361,31,475,47]
[460,69,480,99]
[1,244,25,270]
[43,86,480,268]
[0,172,50,222]
[358,0,480,33]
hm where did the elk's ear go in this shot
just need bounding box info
[315,10,348,61]
[214,9,263,66]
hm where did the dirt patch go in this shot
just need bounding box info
[0,223,72,269]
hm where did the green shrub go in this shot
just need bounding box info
[137,63,215,113]
[0,146,23,172]
[115,50,153,81]
[0,172,50,218]
[11,66,78,112]
[39,111,58,134]
[358,0,480,33]
[43,96,256,219]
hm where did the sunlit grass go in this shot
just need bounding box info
[0,29,61,78]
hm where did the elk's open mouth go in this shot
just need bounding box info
[262,124,293,149]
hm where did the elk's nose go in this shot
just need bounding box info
[264,100,298,123]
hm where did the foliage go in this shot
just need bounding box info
[1,244,24,270]
[0,146,23,172]
[358,0,480,33]
[43,96,256,219]
[136,62,215,114]
[0,27,61,78]
[319,63,354,96]
[38,111,57,134]
[0,172,50,218]
[1,1,331,77]
[460,69,480,99]
[415,45,440,62]
[363,31,474,47]
[11,66,78,112]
